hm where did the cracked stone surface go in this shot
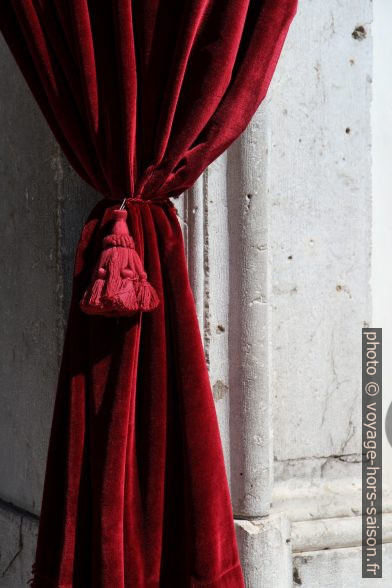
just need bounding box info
[0,35,99,516]
[293,545,392,588]
[0,504,38,588]
[268,0,372,462]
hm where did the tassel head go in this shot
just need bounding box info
[80,208,159,316]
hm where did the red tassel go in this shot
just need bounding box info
[136,271,160,311]
[80,208,159,316]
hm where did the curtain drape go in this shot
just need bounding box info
[0,2,297,587]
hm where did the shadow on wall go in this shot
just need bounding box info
[0,34,99,526]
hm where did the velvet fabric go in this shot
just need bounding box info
[0,2,297,586]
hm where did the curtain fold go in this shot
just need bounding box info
[0,1,297,586]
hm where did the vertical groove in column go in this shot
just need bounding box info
[186,176,205,335]
[202,156,232,478]
[227,105,272,517]
[182,113,271,508]
[202,170,210,360]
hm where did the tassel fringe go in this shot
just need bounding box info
[80,209,159,317]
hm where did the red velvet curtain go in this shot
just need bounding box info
[0,2,297,587]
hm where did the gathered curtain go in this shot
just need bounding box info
[0,1,297,587]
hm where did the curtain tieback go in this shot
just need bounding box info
[79,197,162,317]
[125,196,172,206]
